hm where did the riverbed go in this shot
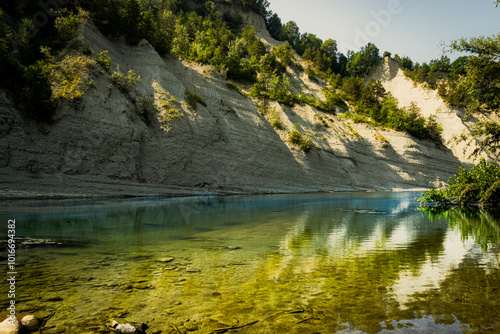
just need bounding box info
[1,192,499,333]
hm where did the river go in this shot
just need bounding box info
[1,191,499,333]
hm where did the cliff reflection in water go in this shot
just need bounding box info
[1,192,499,333]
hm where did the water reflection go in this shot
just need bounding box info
[0,192,499,333]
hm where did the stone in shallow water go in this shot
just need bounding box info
[0,317,21,334]
[133,283,153,290]
[111,320,136,333]
[21,315,40,332]
[183,321,199,331]
[158,257,175,263]
[226,246,241,250]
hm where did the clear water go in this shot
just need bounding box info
[1,192,499,333]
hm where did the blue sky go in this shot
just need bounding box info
[267,0,500,63]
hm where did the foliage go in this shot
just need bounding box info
[419,158,500,206]
[289,124,312,152]
[467,121,500,156]
[448,33,500,61]
[54,8,88,43]
[393,54,413,70]
[480,180,500,206]
[268,73,295,106]
[136,94,158,125]
[21,61,56,121]
[347,43,381,77]
[418,188,449,205]
[185,89,206,110]
[341,78,442,140]
[96,50,111,71]
[241,0,270,17]
[109,65,141,94]
[289,125,302,143]
[267,108,283,130]
[50,52,95,101]
[153,81,182,127]
[403,32,500,120]
[251,71,296,106]
[81,43,93,55]
[273,42,294,68]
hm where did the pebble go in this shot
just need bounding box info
[111,320,136,333]
[226,246,241,250]
[0,317,21,334]
[158,257,175,263]
[21,315,40,332]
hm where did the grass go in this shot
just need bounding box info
[268,108,283,130]
[185,89,207,110]
[374,133,389,147]
[153,81,183,127]
[289,124,313,152]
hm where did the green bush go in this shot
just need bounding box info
[289,124,312,152]
[299,134,312,152]
[96,50,111,72]
[51,53,94,101]
[418,188,449,205]
[81,43,93,56]
[420,158,500,206]
[480,180,500,206]
[457,184,482,205]
[268,108,283,130]
[289,125,302,144]
[109,65,140,94]
[268,73,296,106]
[54,9,87,42]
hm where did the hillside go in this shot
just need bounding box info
[367,57,496,165]
[0,6,493,198]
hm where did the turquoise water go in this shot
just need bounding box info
[1,192,499,333]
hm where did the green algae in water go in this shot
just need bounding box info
[1,192,499,333]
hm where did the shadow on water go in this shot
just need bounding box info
[0,192,499,333]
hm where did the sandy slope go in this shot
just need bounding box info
[0,15,478,199]
[367,57,497,165]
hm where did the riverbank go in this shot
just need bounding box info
[0,168,428,200]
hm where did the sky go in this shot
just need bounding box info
[267,0,500,63]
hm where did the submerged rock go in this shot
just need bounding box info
[158,257,175,263]
[21,315,40,332]
[111,320,136,333]
[132,283,152,290]
[0,317,21,334]
[183,321,199,331]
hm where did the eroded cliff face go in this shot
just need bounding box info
[0,19,475,198]
[367,57,496,166]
